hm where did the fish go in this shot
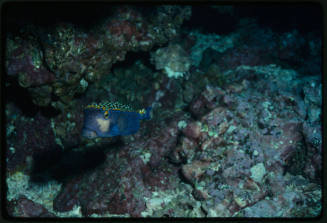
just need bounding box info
[81,101,152,139]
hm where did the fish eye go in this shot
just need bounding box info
[104,111,109,119]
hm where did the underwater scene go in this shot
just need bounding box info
[4,4,322,218]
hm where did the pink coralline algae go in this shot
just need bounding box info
[182,122,201,140]
[7,37,55,86]
[6,6,191,109]
[6,37,56,106]
[53,113,182,217]
[106,7,151,45]
[5,6,321,218]
[169,65,321,217]
[7,196,55,217]
[182,160,211,184]
[6,111,56,173]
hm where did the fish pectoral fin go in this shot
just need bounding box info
[110,124,121,136]
[117,115,128,132]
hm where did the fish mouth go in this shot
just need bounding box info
[82,128,98,139]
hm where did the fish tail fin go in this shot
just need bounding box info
[140,106,152,120]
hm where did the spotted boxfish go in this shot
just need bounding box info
[82,101,152,139]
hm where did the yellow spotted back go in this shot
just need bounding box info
[86,101,134,112]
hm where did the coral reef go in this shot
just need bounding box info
[6,108,56,173]
[5,4,321,218]
[7,196,55,217]
[53,116,182,217]
[151,44,191,78]
[48,64,321,217]
[6,5,191,109]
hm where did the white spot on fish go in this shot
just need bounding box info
[96,118,110,133]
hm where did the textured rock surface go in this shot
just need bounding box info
[151,44,191,78]
[7,196,56,217]
[53,115,182,217]
[5,5,321,218]
[6,6,191,109]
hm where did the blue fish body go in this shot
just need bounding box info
[82,102,151,139]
